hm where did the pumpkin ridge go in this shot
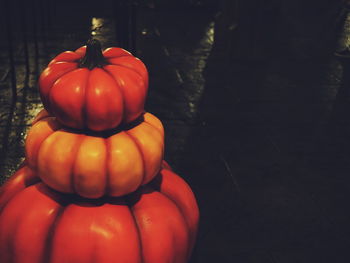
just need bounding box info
[125,199,144,263]
[130,188,189,263]
[7,192,32,261]
[159,190,190,233]
[26,117,61,170]
[38,131,77,193]
[143,119,164,139]
[151,171,194,252]
[48,68,88,127]
[0,166,40,213]
[102,67,127,121]
[71,135,88,196]
[42,202,65,263]
[1,184,62,263]
[49,61,78,69]
[32,122,58,169]
[77,68,90,130]
[44,66,78,113]
[157,182,192,261]
[106,61,145,79]
[103,139,111,196]
[89,208,98,263]
[74,46,87,56]
[102,47,132,58]
[104,63,145,86]
[141,122,164,178]
[47,65,80,90]
[142,113,164,137]
[82,70,92,130]
[159,169,199,257]
[39,116,61,130]
[49,51,82,65]
[32,109,50,124]
[106,64,147,101]
[0,182,22,261]
[107,54,132,59]
[127,122,164,185]
[124,131,147,185]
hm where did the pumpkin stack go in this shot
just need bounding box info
[0,39,199,263]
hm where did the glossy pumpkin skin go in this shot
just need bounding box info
[25,111,164,198]
[0,164,199,263]
[39,40,148,131]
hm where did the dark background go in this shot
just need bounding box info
[1,0,350,262]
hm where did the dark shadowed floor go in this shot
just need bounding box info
[1,0,350,262]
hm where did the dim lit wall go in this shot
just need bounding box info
[213,0,343,61]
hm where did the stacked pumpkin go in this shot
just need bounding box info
[0,40,199,263]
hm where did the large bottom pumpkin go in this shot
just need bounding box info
[0,162,199,263]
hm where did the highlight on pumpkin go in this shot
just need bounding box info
[39,40,149,132]
[25,112,164,199]
[0,165,199,263]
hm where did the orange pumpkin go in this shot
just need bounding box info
[39,39,148,131]
[0,163,199,263]
[25,111,164,198]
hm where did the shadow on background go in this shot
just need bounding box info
[178,0,350,261]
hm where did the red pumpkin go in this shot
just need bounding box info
[39,39,148,131]
[25,110,164,198]
[0,163,199,263]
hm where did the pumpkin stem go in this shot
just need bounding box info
[79,39,107,69]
